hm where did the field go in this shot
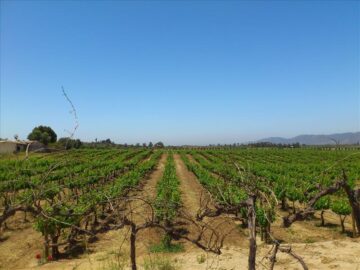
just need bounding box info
[0,148,359,270]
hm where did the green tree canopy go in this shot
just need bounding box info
[27,125,57,145]
[154,142,164,148]
[57,137,82,149]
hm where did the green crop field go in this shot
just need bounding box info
[0,148,359,269]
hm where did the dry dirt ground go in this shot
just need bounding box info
[0,154,360,270]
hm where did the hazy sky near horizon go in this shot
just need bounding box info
[1,1,359,145]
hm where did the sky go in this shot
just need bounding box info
[0,1,359,145]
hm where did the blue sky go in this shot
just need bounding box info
[0,1,359,145]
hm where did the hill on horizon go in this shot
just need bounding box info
[257,132,360,145]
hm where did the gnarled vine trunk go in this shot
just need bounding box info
[341,173,360,235]
[247,196,257,270]
[130,223,137,270]
[283,173,360,236]
[320,210,325,226]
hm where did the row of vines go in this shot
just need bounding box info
[178,148,360,269]
[0,148,162,263]
[0,148,359,270]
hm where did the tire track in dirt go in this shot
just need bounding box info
[173,154,247,249]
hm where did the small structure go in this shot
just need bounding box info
[0,140,45,154]
[27,141,46,152]
[0,140,27,154]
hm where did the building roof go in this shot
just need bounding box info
[0,140,36,145]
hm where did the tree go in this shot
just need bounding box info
[28,126,57,145]
[105,138,112,144]
[154,141,164,148]
[57,137,82,149]
[148,142,153,148]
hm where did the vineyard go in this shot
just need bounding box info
[0,148,359,269]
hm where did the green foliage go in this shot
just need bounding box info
[33,205,79,236]
[28,125,57,145]
[331,198,352,216]
[1,147,359,264]
[155,154,181,222]
[189,148,360,222]
[149,240,184,253]
[154,142,165,148]
[17,189,35,204]
[143,256,178,270]
[34,216,57,236]
[153,154,181,251]
[180,153,248,206]
[274,176,287,201]
[285,185,304,203]
[0,148,160,261]
[256,207,275,227]
[57,137,82,149]
[314,196,331,211]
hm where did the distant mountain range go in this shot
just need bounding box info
[257,132,360,145]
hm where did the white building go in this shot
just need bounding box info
[0,140,44,154]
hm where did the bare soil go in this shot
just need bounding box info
[0,214,43,269]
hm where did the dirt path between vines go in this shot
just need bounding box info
[173,154,247,249]
[134,153,167,252]
[174,154,203,217]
